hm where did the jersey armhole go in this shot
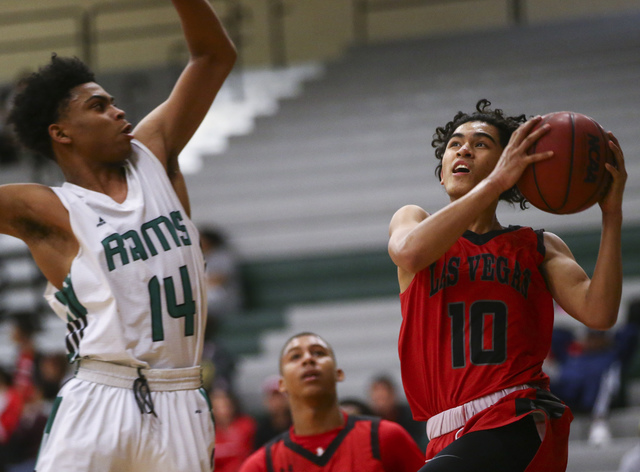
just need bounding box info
[369,416,381,460]
[534,229,546,258]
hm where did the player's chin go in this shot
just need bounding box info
[445,182,474,200]
[110,142,133,164]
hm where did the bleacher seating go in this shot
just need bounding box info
[236,297,403,412]
[184,12,640,261]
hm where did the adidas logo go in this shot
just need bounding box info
[97,217,106,227]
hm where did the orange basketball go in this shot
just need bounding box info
[517,111,613,214]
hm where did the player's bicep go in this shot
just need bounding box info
[541,232,590,320]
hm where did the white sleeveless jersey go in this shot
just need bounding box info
[44,140,207,369]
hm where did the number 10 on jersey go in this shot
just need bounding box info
[449,300,508,369]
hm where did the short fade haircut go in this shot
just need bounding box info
[8,54,95,161]
[432,99,529,210]
[279,331,336,374]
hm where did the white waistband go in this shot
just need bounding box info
[74,359,203,391]
[426,384,531,440]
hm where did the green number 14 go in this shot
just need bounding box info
[148,265,195,342]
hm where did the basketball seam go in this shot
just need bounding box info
[531,114,557,213]
[561,112,576,212]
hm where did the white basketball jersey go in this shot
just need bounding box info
[44,140,207,369]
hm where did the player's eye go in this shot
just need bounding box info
[287,352,301,362]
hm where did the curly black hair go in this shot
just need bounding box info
[432,99,529,209]
[7,54,95,161]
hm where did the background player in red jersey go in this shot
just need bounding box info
[239,332,425,472]
[388,100,627,471]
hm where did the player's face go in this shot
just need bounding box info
[55,82,133,164]
[279,335,343,399]
[440,121,504,200]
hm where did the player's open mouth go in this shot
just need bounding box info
[453,164,470,174]
[302,371,320,381]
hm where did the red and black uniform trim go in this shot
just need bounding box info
[264,415,381,472]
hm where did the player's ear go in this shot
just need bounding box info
[336,368,345,383]
[49,123,71,144]
[278,376,287,394]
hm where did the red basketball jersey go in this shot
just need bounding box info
[263,415,385,472]
[399,226,554,421]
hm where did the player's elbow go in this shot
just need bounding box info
[584,312,619,331]
[222,42,238,66]
[215,46,238,71]
[389,244,428,275]
[194,41,237,72]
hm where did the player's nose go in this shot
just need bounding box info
[301,351,315,365]
[114,106,126,120]
[456,143,472,157]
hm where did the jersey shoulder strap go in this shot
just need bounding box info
[351,415,381,460]
[265,430,289,472]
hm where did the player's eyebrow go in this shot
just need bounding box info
[308,343,329,352]
[284,342,329,357]
[284,346,300,355]
[84,94,114,104]
[450,131,498,144]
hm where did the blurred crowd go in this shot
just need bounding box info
[546,299,640,447]
[0,313,70,472]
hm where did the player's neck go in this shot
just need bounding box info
[290,399,344,436]
[60,160,129,203]
[467,209,503,234]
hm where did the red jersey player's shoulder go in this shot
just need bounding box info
[377,419,425,472]
[238,446,267,472]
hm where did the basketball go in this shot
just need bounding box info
[517,111,613,214]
